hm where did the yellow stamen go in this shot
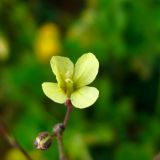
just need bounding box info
[65,78,73,97]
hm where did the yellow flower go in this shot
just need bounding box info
[42,53,99,109]
[35,23,62,62]
[0,35,9,61]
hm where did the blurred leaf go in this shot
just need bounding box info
[115,143,153,160]
[66,134,92,160]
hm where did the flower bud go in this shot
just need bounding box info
[34,132,52,150]
[53,123,65,136]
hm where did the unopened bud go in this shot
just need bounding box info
[34,132,52,150]
[53,123,65,136]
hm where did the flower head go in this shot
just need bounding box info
[42,53,99,109]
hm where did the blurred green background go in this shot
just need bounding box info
[0,0,160,160]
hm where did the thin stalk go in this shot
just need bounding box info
[56,99,72,160]
[0,120,32,160]
[57,134,66,160]
[63,100,72,127]
[157,74,160,111]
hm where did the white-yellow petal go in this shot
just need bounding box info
[42,82,67,103]
[71,86,99,109]
[50,56,74,88]
[73,53,99,88]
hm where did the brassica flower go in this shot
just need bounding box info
[42,53,99,109]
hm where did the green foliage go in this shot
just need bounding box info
[0,0,159,159]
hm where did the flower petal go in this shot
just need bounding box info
[71,86,99,109]
[42,82,67,103]
[50,56,74,88]
[73,53,99,88]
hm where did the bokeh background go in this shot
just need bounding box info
[0,0,160,160]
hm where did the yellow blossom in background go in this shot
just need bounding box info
[0,35,9,61]
[34,23,62,62]
[42,53,99,109]
[5,149,45,160]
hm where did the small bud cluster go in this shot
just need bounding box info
[34,123,65,150]
[34,132,52,150]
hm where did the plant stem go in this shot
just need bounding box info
[57,134,66,160]
[64,99,72,127]
[56,99,72,160]
[0,120,33,160]
[157,74,160,112]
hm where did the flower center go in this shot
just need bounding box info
[65,78,73,97]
